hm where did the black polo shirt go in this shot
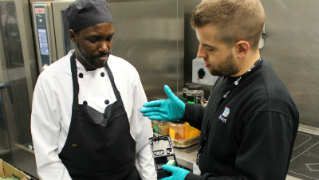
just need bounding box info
[182,58,299,180]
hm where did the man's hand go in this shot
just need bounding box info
[160,165,190,180]
[140,85,185,121]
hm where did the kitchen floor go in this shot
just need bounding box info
[287,125,319,180]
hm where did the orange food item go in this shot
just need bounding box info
[175,132,184,140]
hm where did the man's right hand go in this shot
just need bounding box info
[140,85,185,121]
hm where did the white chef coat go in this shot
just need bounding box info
[31,50,156,180]
[1,14,17,27]
[1,14,18,37]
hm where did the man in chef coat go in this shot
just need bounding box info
[31,0,156,179]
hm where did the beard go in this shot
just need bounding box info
[209,51,240,77]
[76,41,109,69]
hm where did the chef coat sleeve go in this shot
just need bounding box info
[184,110,296,180]
[31,76,72,180]
[130,70,157,180]
[181,104,206,130]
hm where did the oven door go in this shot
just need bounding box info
[0,0,38,177]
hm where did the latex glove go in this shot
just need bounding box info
[140,85,185,121]
[160,165,190,180]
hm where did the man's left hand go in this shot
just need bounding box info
[160,165,190,180]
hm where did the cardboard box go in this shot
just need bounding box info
[0,159,31,180]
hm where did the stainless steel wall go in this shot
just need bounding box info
[184,0,211,99]
[108,0,184,101]
[259,0,319,127]
[44,0,184,101]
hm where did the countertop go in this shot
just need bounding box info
[174,144,198,171]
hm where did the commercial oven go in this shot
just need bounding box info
[0,0,38,177]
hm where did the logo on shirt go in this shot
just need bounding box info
[219,107,230,123]
[222,107,230,117]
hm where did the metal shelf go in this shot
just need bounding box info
[15,143,34,154]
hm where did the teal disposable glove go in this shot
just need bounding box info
[140,85,185,121]
[160,165,190,180]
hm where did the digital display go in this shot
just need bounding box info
[35,8,45,13]
[38,29,49,55]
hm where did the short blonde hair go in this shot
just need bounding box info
[191,0,265,49]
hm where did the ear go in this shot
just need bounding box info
[69,29,76,44]
[234,40,249,59]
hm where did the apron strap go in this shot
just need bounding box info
[104,63,122,102]
[70,53,80,107]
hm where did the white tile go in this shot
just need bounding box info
[286,175,303,180]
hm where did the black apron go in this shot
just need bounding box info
[58,53,141,180]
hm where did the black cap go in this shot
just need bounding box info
[65,0,113,32]
[188,85,202,90]
[184,83,195,88]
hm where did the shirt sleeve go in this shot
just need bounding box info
[130,70,157,180]
[181,104,206,130]
[181,77,223,131]
[31,76,72,180]
[184,110,296,180]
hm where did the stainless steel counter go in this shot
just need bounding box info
[174,145,198,171]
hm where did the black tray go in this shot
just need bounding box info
[149,135,178,179]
